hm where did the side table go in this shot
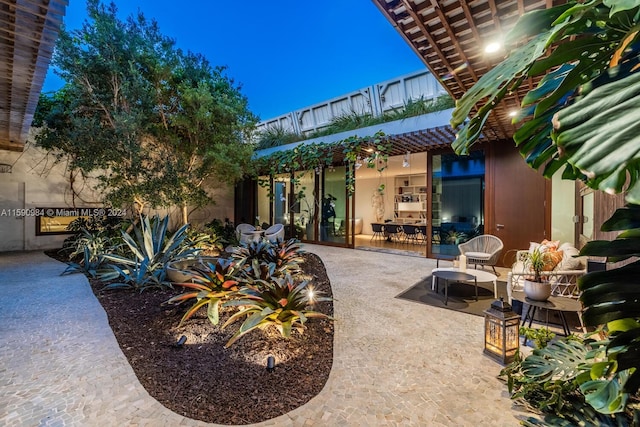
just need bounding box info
[512,291,583,336]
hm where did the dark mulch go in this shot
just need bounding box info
[46,249,334,425]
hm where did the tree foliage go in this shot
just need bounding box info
[35,0,256,220]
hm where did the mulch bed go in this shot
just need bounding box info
[46,249,334,425]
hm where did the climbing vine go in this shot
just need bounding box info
[251,131,392,195]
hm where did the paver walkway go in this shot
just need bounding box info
[0,247,526,426]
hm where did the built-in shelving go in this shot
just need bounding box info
[394,174,427,224]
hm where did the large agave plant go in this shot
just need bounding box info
[221,274,332,348]
[100,215,198,290]
[165,258,243,326]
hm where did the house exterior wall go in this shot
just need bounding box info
[0,143,234,252]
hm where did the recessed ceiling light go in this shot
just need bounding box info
[485,42,501,54]
[508,110,519,117]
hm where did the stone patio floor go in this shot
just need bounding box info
[0,245,528,426]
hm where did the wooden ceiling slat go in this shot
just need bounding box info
[0,0,67,151]
[374,0,567,143]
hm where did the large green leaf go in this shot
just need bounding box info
[521,340,588,382]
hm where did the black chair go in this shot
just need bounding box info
[402,224,421,245]
[371,223,385,241]
[384,223,402,242]
[417,225,428,244]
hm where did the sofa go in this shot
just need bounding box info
[506,240,588,304]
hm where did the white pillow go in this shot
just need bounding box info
[556,244,583,270]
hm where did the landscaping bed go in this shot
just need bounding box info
[48,250,334,425]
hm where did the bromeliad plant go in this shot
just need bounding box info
[165,257,244,326]
[229,238,305,277]
[221,273,332,348]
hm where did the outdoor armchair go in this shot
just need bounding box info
[458,234,504,275]
[264,223,285,243]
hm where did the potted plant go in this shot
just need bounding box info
[522,246,552,301]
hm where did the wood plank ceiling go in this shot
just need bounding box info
[373,0,566,148]
[0,0,67,152]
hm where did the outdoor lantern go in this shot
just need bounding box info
[483,297,520,365]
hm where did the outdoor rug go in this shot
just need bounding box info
[396,275,509,317]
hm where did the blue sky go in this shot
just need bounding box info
[43,1,426,121]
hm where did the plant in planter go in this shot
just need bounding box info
[521,246,554,301]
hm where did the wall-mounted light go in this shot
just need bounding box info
[402,151,410,168]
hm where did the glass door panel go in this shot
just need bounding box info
[431,152,485,256]
[293,171,316,241]
[320,166,347,244]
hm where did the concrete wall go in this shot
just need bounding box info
[0,143,234,252]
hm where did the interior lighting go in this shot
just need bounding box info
[485,42,502,54]
[402,151,411,168]
[354,156,363,170]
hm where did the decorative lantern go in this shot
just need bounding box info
[483,298,520,364]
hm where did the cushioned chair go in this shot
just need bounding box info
[371,223,385,241]
[264,223,285,243]
[458,234,504,275]
[236,223,256,244]
[401,224,421,245]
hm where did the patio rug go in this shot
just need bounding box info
[396,275,509,317]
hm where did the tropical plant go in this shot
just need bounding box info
[449,1,640,416]
[520,326,556,349]
[204,218,237,247]
[501,334,639,425]
[61,215,126,260]
[522,247,554,283]
[221,274,332,347]
[100,215,197,290]
[165,257,244,326]
[229,238,305,278]
[61,229,112,278]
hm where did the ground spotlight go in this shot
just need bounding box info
[266,355,275,372]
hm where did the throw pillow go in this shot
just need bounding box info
[543,249,564,271]
[541,239,560,251]
[557,244,583,270]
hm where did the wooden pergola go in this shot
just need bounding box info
[373,0,567,143]
[0,0,67,152]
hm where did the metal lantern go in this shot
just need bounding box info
[484,297,520,364]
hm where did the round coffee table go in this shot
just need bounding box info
[432,270,477,305]
[431,267,498,298]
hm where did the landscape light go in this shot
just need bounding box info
[266,355,275,372]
